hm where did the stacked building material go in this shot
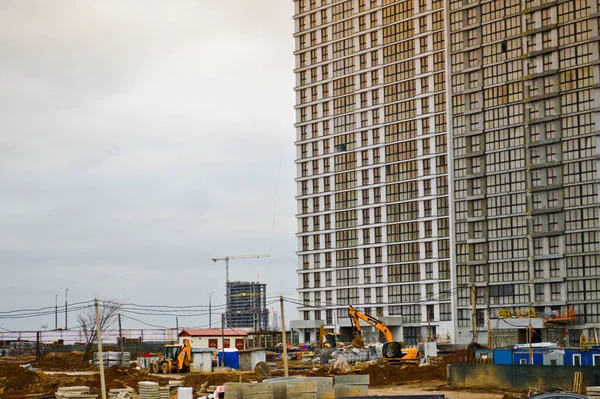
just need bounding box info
[159,386,170,399]
[108,388,134,399]
[94,352,131,367]
[139,381,160,399]
[587,387,600,398]
[55,386,97,399]
[333,375,369,398]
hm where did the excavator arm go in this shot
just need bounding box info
[348,306,394,343]
[177,339,192,371]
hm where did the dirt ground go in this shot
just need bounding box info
[370,383,521,399]
[0,353,524,399]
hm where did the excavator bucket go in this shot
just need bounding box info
[351,334,365,348]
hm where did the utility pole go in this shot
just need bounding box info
[55,295,58,330]
[208,292,214,328]
[65,288,68,329]
[280,296,289,377]
[176,317,179,343]
[118,314,124,366]
[488,318,492,350]
[471,283,477,343]
[36,331,41,359]
[95,300,107,399]
[221,314,225,367]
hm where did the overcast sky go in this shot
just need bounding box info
[0,0,297,332]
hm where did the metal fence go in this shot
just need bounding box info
[41,341,173,356]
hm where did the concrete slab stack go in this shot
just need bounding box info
[224,382,243,399]
[333,375,369,398]
[242,382,274,399]
[139,381,160,399]
[159,386,170,399]
[587,386,600,398]
[55,386,97,399]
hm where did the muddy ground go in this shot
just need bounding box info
[0,352,525,399]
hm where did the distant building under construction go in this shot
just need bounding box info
[226,282,268,331]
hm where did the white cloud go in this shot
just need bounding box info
[0,0,298,330]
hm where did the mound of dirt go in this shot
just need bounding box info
[32,351,97,371]
[357,362,448,387]
[101,366,163,390]
[0,363,41,395]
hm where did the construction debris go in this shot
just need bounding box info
[55,386,98,399]
[108,388,134,399]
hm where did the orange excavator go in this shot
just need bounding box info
[152,338,193,373]
[348,306,421,365]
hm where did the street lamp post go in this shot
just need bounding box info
[208,292,214,328]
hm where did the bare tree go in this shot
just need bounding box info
[78,299,121,362]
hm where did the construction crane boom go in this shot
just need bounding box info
[211,254,270,327]
[211,254,270,287]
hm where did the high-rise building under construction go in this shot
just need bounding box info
[227,282,268,330]
[293,0,600,345]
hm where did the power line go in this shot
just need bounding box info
[0,301,94,315]
[120,315,171,329]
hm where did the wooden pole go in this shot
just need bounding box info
[118,314,124,366]
[221,314,225,367]
[95,300,107,399]
[280,296,289,377]
[488,318,493,350]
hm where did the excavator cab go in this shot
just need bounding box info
[164,345,182,361]
[382,341,403,358]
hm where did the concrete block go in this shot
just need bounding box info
[243,383,273,395]
[286,393,317,399]
[334,375,370,386]
[285,381,317,393]
[333,385,368,398]
[244,394,273,399]
[303,377,333,391]
[317,389,334,399]
[224,382,243,399]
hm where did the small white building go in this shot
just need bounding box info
[178,329,247,350]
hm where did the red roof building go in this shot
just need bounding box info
[178,329,248,350]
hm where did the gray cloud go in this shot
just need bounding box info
[0,0,297,331]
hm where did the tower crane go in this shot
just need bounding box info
[211,254,270,325]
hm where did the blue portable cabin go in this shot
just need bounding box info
[217,349,240,369]
[493,348,513,364]
[564,348,600,366]
[513,350,544,365]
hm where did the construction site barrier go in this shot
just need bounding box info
[450,363,600,391]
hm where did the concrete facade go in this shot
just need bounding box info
[227,281,268,330]
[293,0,453,346]
[448,0,600,344]
[293,0,600,346]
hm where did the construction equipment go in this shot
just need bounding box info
[348,306,421,365]
[318,325,341,348]
[151,339,192,374]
